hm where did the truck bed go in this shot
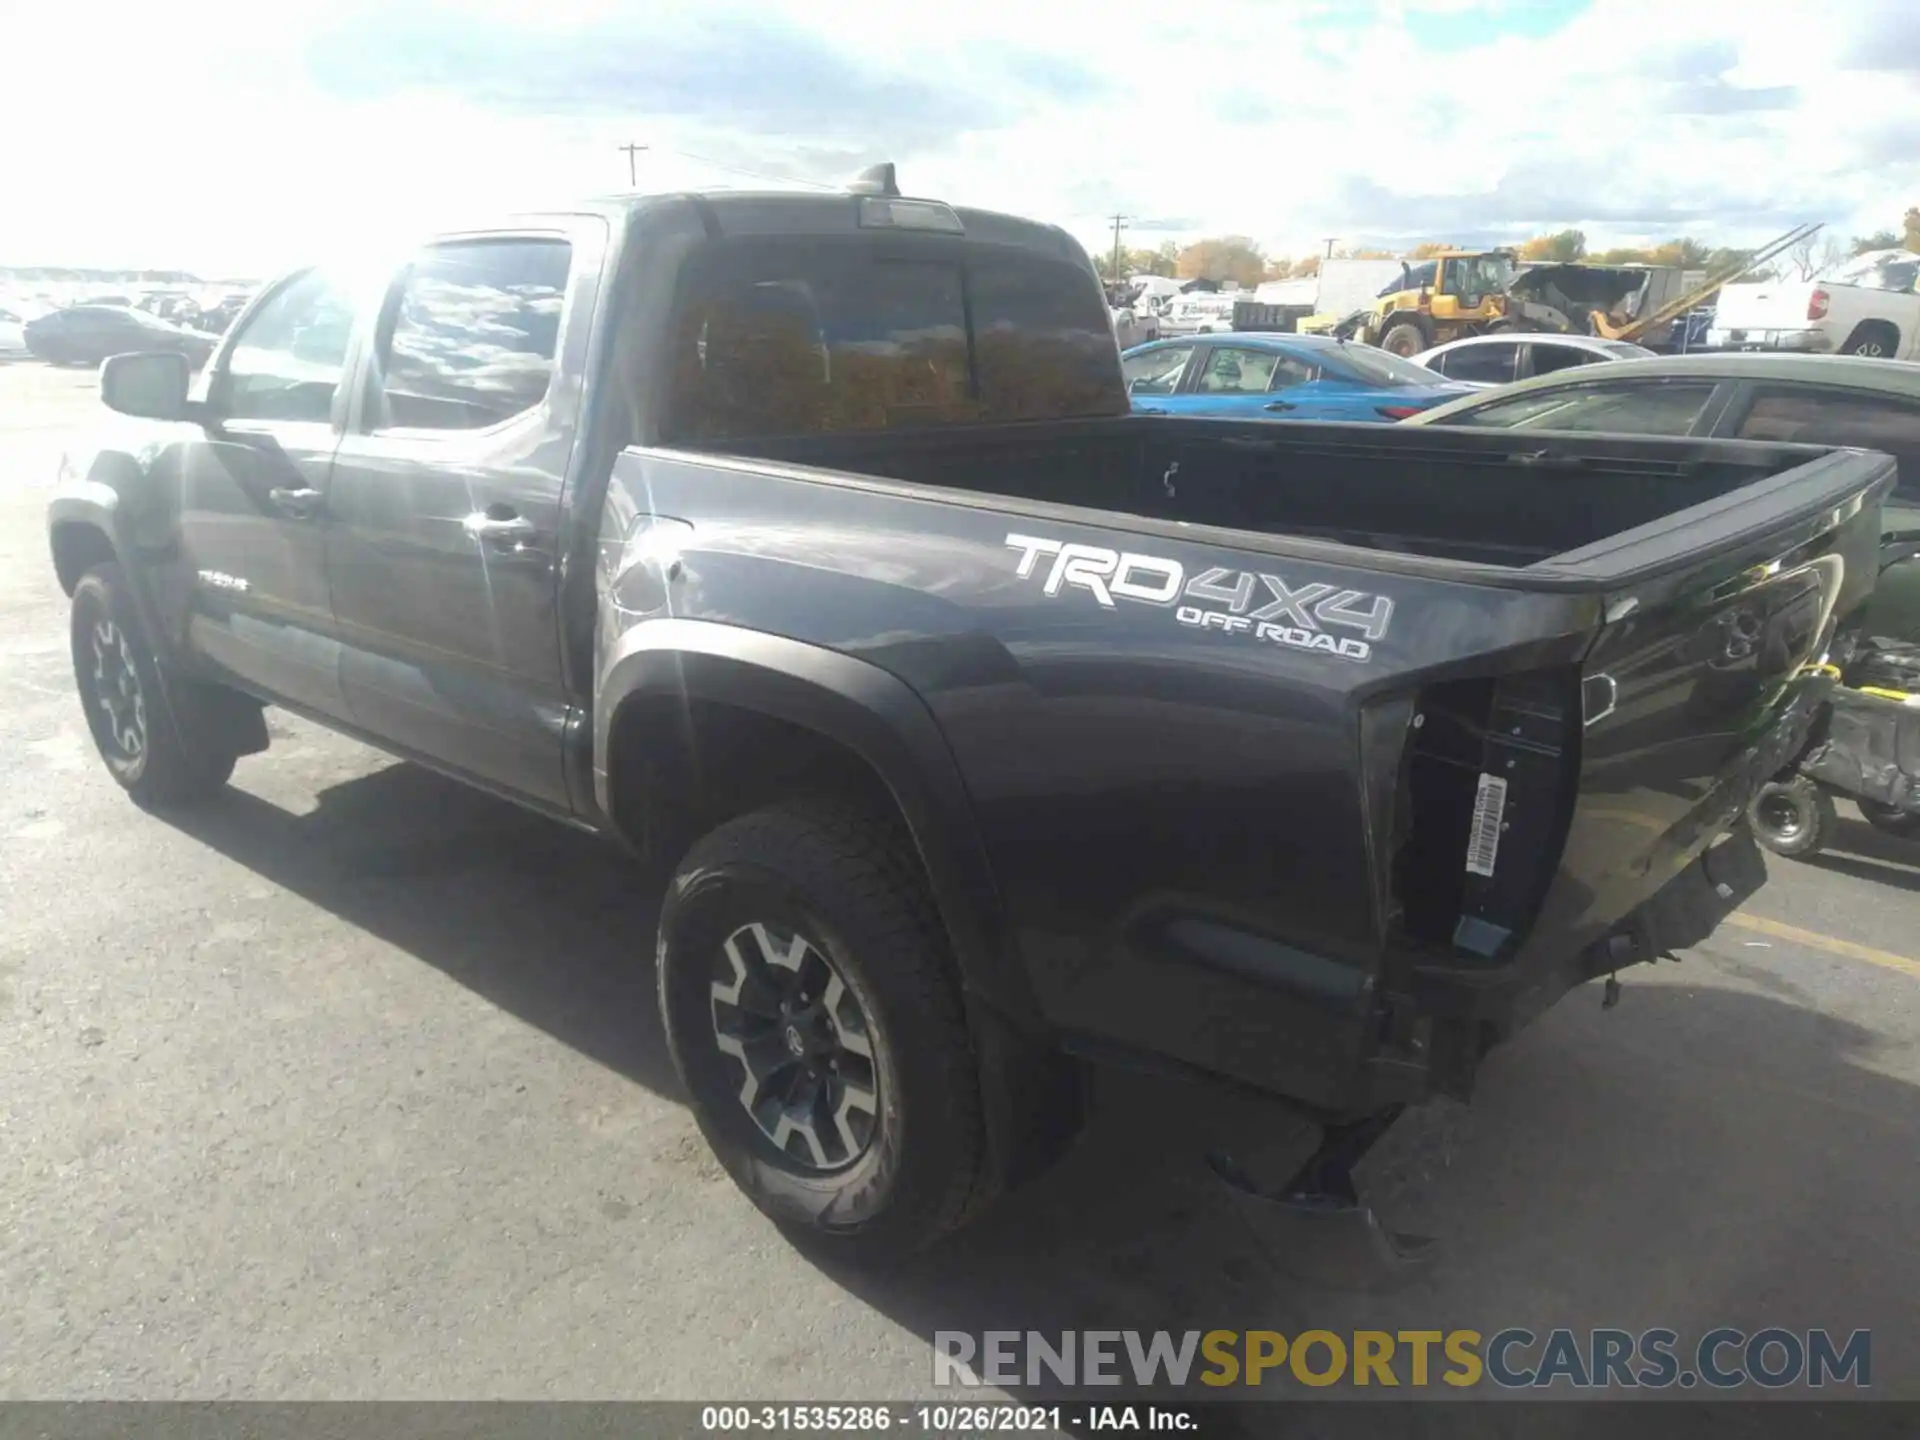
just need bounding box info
[714,415,1853,573]
[614,417,1892,1111]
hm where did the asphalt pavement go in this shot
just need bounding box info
[3,363,1918,1409]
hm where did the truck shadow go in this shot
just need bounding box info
[1802,816,1920,894]
[166,756,684,1102]
[165,758,1920,1417]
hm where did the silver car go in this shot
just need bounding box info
[1411,332,1656,388]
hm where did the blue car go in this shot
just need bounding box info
[1120,332,1475,422]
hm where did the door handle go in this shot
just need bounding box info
[1263,401,1296,412]
[463,508,545,557]
[1136,406,1168,415]
[268,485,323,519]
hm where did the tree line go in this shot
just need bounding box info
[1098,209,1920,288]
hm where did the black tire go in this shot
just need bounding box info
[1842,323,1900,358]
[657,800,988,1263]
[1379,321,1427,357]
[1747,774,1838,858]
[71,562,239,807]
[1858,800,1920,838]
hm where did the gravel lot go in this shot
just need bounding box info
[3,362,1918,1407]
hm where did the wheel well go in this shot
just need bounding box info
[51,522,116,596]
[606,694,906,875]
[1846,319,1901,349]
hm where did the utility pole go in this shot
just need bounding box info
[1323,237,1338,259]
[1108,214,1130,286]
[619,142,648,188]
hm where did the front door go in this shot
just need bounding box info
[172,268,360,718]
[324,228,599,811]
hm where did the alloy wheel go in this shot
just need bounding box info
[89,618,147,761]
[709,921,880,1172]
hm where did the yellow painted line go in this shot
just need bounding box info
[1727,912,1920,980]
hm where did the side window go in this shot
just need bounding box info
[1528,343,1598,377]
[375,238,571,432]
[1735,388,1920,502]
[1196,347,1282,394]
[1450,380,1718,435]
[221,271,358,424]
[1123,345,1194,396]
[1267,354,1318,390]
[1438,343,1519,385]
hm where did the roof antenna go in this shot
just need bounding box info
[846,163,900,198]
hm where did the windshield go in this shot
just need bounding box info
[1821,250,1920,293]
[1329,343,1447,388]
[1601,340,1658,358]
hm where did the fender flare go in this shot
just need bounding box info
[47,482,175,662]
[594,618,1043,1032]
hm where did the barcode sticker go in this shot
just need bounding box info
[1465,773,1508,878]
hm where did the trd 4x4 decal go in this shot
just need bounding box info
[1005,533,1392,664]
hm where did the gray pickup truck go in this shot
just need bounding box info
[47,168,1894,1268]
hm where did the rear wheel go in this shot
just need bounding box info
[1379,321,1427,357]
[70,563,240,807]
[1843,323,1900,358]
[1748,774,1837,858]
[657,800,988,1263]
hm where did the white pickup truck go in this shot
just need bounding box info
[1710,249,1920,359]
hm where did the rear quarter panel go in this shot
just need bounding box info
[600,448,1600,1107]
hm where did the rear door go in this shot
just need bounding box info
[323,222,605,811]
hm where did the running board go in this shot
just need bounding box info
[1206,1106,1437,1292]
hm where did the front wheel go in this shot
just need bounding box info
[1379,321,1427,357]
[1748,774,1837,858]
[71,562,240,807]
[657,801,989,1264]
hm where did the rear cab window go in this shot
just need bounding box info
[660,238,1126,443]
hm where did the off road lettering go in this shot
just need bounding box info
[1008,533,1392,664]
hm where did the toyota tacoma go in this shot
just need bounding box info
[47,167,1896,1265]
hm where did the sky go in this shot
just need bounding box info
[4,0,1918,277]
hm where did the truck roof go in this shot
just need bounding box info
[478,189,1094,270]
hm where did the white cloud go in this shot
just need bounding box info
[2,0,1916,275]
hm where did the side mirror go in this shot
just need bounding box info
[100,351,195,421]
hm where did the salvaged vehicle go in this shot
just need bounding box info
[47,168,1895,1272]
[1751,631,1920,858]
[1711,249,1920,359]
[1121,332,1472,422]
[1330,250,1693,356]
